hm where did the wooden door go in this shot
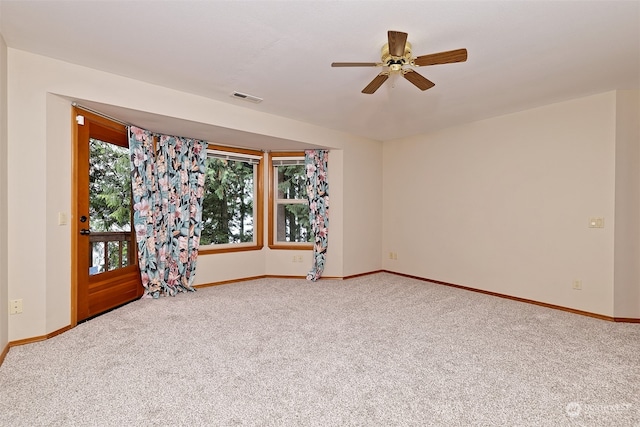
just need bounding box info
[72,108,143,323]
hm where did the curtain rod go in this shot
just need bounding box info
[72,102,131,127]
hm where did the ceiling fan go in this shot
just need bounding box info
[331,30,468,94]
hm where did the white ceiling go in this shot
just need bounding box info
[1,0,638,144]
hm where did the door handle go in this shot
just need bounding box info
[80,229,91,235]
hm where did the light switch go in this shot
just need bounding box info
[588,217,604,228]
[58,212,67,226]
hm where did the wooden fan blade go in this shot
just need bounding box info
[331,62,380,67]
[388,31,408,57]
[414,48,468,67]
[362,73,389,94]
[403,69,435,91]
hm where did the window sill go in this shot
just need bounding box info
[268,244,313,250]
[199,244,263,255]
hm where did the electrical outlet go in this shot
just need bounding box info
[572,280,582,290]
[9,299,23,315]
[296,255,303,263]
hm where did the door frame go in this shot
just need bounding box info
[71,107,142,325]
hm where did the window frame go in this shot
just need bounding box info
[199,144,264,255]
[268,152,313,250]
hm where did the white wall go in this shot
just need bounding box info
[383,92,625,317]
[7,49,382,341]
[45,94,73,331]
[0,33,9,352]
[614,90,640,318]
[342,142,382,277]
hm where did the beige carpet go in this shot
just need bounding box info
[0,272,638,426]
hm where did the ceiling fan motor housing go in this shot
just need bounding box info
[381,41,412,72]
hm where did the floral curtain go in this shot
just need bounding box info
[305,150,329,281]
[128,126,208,298]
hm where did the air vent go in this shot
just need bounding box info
[230,92,263,103]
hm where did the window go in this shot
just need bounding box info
[89,137,134,274]
[269,153,312,249]
[199,145,263,253]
